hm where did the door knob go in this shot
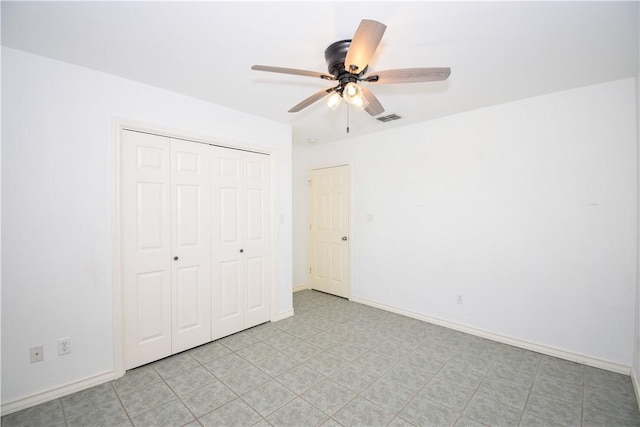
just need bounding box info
[173,256,179,261]
[342,236,348,241]
[240,249,244,253]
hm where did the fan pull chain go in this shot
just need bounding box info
[346,104,350,134]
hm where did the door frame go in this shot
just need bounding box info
[307,163,352,299]
[111,119,280,378]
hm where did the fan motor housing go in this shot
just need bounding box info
[324,40,351,76]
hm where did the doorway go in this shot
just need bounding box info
[307,165,350,298]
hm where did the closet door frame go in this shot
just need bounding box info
[111,120,279,379]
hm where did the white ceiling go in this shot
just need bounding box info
[2,1,638,145]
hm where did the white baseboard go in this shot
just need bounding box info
[293,284,310,293]
[1,371,115,416]
[350,295,630,375]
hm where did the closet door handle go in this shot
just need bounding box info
[240,249,244,253]
[173,256,179,261]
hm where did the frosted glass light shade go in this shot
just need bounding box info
[326,92,342,110]
[343,82,369,110]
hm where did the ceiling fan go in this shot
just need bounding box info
[251,19,451,116]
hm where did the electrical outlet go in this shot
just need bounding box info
[58,338,71,355]
[30,345,44,363]
[456,294,463,305]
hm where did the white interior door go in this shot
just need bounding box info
[211,148,271,339]
[243,152,271,328]
[170,139,211,353]
[122,131,172,369]
[308,165,350,298]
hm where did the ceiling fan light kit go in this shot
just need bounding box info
[251,18,451,120]
[343,82,369,110]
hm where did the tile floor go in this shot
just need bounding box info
[3,290,640,426]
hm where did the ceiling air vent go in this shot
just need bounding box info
[376,114,402,123]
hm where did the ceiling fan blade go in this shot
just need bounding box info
[367,67,451,84]
[251,65,335,81]
[344,19,387,74]
[289,87,337,113]
[360,86,385,116]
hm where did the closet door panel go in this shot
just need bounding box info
[170,139,212,353]
[175,185,200,246]
[137,183,165,251]
[174,266,200,329]
[243,152,271,328]
[122,131,172,369]
[220,188,241,244]
[246,189,264,242]
[211,149,246,339]
[220,260,242,317]
[136,271,169,343]
[246,257,264,309]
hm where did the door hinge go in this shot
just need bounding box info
[308,180,312,187]
[309,224,312,230]
[309,267,312,274]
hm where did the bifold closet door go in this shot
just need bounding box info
[122,131,172,369]
[122,130,211,369]
[211,148,271,340]
[170,139,211,354]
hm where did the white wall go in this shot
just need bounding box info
[294,78,637,367]
[1,47,293,406]
[292,145,305,288]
